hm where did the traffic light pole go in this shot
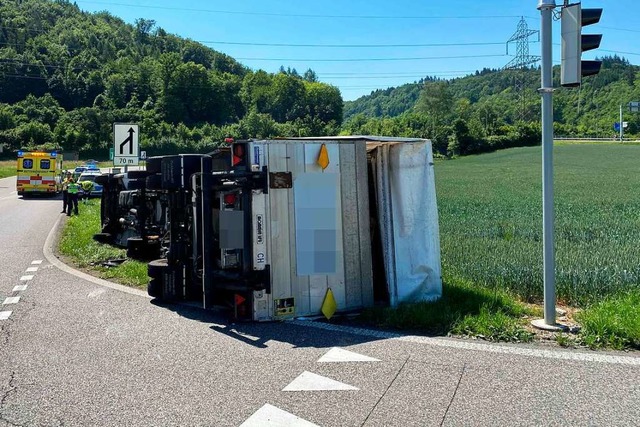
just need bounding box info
[534,0,564,330]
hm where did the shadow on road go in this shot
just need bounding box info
[150,298,389,349]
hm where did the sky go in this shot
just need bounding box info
[73,0,640,101]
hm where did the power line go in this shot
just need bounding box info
[200,40,509,48]
[600,49,640,57]
[75,1,534,20]
[236,54,508,62]
[0,26,523,48]
[317,70,478,76]
[600,26,640,34]
[321,74,470,80]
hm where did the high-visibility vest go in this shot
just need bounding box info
[68,182,80,194]
[62,178,71,191]
[81,181,94,192]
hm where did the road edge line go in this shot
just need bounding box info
[290,321,640,366]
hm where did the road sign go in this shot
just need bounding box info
[614,122,620,131]
[140,150,147,160]
[113,123,139,166]
[629,102,640,112]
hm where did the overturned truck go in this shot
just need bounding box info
[127,137,441,321]
[94,167,166,259]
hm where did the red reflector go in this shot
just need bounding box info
[224,193,236,205]
[234,294,246,306]
[232,155,242,166]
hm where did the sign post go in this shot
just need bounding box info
[113,123,140,166]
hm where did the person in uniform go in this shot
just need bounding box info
[61,171,72,213]
[66,178,80,216]
[80,179,95,204]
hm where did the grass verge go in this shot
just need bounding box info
[575,291,640,350]
[358,275,537,343]
[58,199,149,288]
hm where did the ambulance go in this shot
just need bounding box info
[16,150,64,196]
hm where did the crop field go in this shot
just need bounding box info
[435,143,640,306]
[0,160,15,178]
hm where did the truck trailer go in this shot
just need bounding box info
[143,137,441,321]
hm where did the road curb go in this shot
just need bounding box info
[43,215,150,299]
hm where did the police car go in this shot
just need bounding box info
[77,171,103,197]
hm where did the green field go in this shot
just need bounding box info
[0,160,15,178]
[436,143,640,306]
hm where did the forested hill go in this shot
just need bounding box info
[0,0,343,157]
[344,57,640,143]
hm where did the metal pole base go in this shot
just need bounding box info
[531,318,569,332]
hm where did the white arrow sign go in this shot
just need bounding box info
[113,123,139,166]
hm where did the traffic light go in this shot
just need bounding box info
[561,3,603,87]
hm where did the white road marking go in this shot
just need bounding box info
[291,320,640,366]
[31,260,43,265]
[3,297,20,305]
[88,288,107,298]
[19,275,34,281]
[0,311,11,320]
[283,371,359,392]
[318,347,381,363]
[26,267,38,272]
[13,285,28,292]
[240,404,320,427]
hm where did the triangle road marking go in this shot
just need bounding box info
[240,403,320,427]
[318,347,381,363]
[283,371,359,392]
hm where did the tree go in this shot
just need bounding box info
[303,69,318,82]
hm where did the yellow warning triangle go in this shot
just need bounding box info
[321,287,337,320]
[317,144,330,170]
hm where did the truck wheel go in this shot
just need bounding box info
[94,174,111,185]
[145,174,162,190]
[127,170,150,180]
[161,154,212,190]
[126,237,144,259]
[148,278,162,298]
[147,258,169,278]
[93,232,112,244]
[126,179,144,190]
[146,156,163,174]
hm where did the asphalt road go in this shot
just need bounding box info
[0,174,639,426]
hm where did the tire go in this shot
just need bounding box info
[126,179,144,190]
[126,170,150,180]
[148,278,162,298]
[146,156,163,174]
[126,237,144,259]
[94,174,110,185]
[147,258,169,278]
[93,232,112,244]
[145,174,162,190]
[161,154,212,190]
[128,237,161,260]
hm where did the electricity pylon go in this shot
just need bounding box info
[504,17,540,121]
